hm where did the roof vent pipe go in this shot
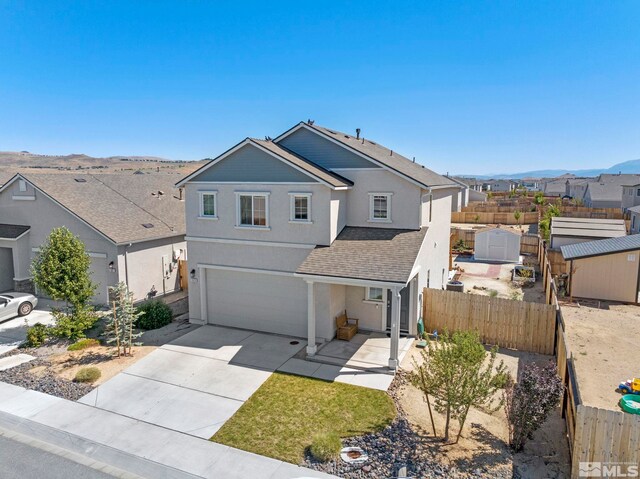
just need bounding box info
[356,128,361,140]
[413,157,416,163]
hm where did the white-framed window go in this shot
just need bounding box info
[368,193,392,222]
[366,286,384,302]
[636,188,640,197]
[289,193,312,223]
[198,191,218,219]
[18,180,27,192]
[236,192,269,228]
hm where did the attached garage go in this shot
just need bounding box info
[474,226,520,263]
[206,268,308,337]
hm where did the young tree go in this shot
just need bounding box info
[514,210,522,231]
[533,192,546,220]
[410,330,507,443]
[31,227,98,339]
[504,361,563,452]
[31,227,95,306]
[105,282,143,357]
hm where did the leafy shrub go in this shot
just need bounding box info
[490,371,511,389]
[505,361,563,452]
[67,338,100,351]
[309,432,341,462]
[25,322,48,347]
[49,305,99,341]
[136,300,172,330]
[74,367,101,383]
[488,289,499,298]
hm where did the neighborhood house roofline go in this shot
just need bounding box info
[0,173,184,246]
[175,138,353,189]
[273,122,459,191]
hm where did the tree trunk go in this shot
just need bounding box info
[455,406,471,444]
[444,405,451,443]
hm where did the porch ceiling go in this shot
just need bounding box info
[296,226,426,284]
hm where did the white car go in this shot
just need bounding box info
[0,292,38,322]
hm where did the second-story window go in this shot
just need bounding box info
[199,191,217,219]
[289,193,312,223]
[237,193,269,227]
[368,193,392,222]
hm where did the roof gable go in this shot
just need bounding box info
[275,122,457,190]
[187,142,318,184]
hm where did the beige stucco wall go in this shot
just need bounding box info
[345,285,385,331]
[571,250,640,302]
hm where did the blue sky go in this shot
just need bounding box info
[0,1,638,175]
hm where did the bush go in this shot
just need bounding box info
[74,367,101,383]
[67,338,100,351]
[136,300,172,330]
[490,371,511,389]
[505,361,563,452]
[25,322,48,347]
[309,432,341,462]
[49,305,99,341]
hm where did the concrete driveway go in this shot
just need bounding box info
[0,309,54,355]
[79,325,306,439]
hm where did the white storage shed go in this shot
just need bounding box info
[474,226,521,263]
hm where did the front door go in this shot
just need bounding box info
[386,286,410,332]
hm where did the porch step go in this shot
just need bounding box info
[305,354,395,375]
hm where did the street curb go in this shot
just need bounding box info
[0,410,202,479]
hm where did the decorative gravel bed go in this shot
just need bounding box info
[302,372,513,479]
[0,358,93,401]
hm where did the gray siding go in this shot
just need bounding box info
[192,144,317,183]
[278,127,380,170]
[0,247,14,292]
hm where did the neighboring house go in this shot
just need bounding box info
[0,173,186,304]
[561,235,640,303]
[621,183,640,212]
[177,121,460,369]
[519,178,541,191]
[483,179,516,192]
[474,226,521,263]
[628,205,640,234]
[583,174,640,209]
[445,176,470,212]
[549,217,627,250]
[453,177,487,202]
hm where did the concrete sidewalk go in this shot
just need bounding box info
[0,309,54,355]
[0,382,336,479]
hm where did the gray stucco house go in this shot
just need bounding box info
[177,121,460,369]
[0,172,186,304]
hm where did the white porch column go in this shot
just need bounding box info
[388,286,401,370]
[199,265,207,323]
[307,281,317,356]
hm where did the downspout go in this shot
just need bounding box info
[124,243,132,289]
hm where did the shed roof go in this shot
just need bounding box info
[550,217,626,239]
[296,227,426,284]
[561,234,640,260]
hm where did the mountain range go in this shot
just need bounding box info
[459,159,640,179]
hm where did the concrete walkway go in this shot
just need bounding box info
[79,325,307,438]
[0,309,54,355]
[0,381,336,479]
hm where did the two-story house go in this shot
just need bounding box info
[177,121,459,369]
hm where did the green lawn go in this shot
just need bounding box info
[211,372,396,463]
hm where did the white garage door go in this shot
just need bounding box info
[206,269,308,337]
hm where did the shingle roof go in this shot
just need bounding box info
[0,224,30,240]
[251,139,353,188]
[13,173,185,244]
[303,123,457,189]
[296,227,426,284]
[561,235,640,260]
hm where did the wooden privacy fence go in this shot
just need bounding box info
[422,288,556,354]
[461,203,623,219]
[178,259,188,291]
[450,228,540,255]
[451,211,539,224]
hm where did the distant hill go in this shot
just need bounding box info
[460,159,640,179]
[0,151,206,174]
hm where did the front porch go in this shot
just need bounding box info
[308,331,414,373]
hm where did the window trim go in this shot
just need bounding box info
[198,191,218,220]
[288,192,312,224]
[367,192,392,223]
[18,180,27,192]
[365,286,384,303]
[235,192,270,229]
